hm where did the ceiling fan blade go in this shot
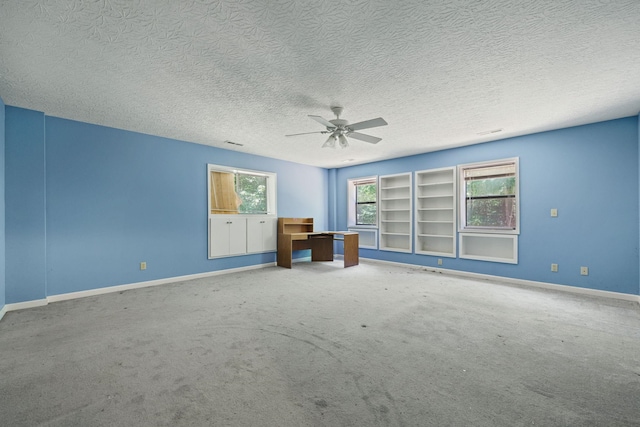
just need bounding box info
[348,117,388,131]
[285,131,327,137]
[349,132,382,144]
[308,115,336,129]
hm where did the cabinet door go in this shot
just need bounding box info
[246,218,264,253]
[228,218,247,255]
[210,217,231,258]
[246,218,277,253]
[262,218,277,251]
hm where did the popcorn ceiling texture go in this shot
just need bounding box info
[1,0,639,167]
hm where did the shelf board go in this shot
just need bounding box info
[417,220,453,224]
[417,208,454,211]
[417,233,454,238]
[415,250,455,257]
[380,232,411,236]
[380,247,412,253]
[417,194,454,199]
[417,181,454,187]
[381,208,409,212]
[381,220,411,223]
[381,185,410,190]
[381,197,411,201]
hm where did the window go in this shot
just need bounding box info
[348,176,377,227]
[235,173,267,214]
[459,158,519,233]
[208,164,276,215]
[356,180,377,225]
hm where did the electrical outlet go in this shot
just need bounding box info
[437,259,443,266]
[551,263,558,272]
[550,208,558,217]
[580,266,588,276]
[140,261,147,271]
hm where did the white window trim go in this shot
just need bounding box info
[458,157,520,235]
[207,163,277,217]
[347,176,378,229]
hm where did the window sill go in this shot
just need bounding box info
[458,227,519,235]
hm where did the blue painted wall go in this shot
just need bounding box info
[3,106,639,302]
[5,107,47,303]
[4,109,327,302]
[333,117,640,295]
[0,97,5,309]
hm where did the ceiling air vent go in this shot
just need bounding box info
[477,129,503,136]
[225,140,244,146]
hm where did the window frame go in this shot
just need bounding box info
[207,163,277,216]
[347,176,378,228]
[458,158,519,235]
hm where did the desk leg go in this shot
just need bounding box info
[277,234,293,268]
[343,234,359,267]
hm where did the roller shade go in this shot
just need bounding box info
[464,163,516,180]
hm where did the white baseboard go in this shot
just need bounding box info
[4,299,49,313]
[2,258,637,319]
[47,262,276,303]
[361,257,640,304]
[3,263,275,313]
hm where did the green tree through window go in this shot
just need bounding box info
[462,161,517,230]
[356,182,377,225]
[236,173,267,214]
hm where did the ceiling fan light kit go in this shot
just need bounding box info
[286,106,388,149]
[322,134,337,148]
[338,134,349,148]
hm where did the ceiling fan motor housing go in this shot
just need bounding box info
[329,118,349,129]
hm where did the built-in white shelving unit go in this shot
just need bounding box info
[459,233,518,264]
[415,167,456,257]
[379,172,412,252]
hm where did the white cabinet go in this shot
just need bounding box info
[209,217,247,258]
[415,167,456,257]
[379,173,412,253]
[247,217,277,253]
[209,216,277,258]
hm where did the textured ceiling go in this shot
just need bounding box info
[1,0,640,168]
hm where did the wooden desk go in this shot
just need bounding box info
[277,231,359,269]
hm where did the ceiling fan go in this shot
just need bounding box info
[286,106,388,148]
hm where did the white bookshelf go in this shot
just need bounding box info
[379,172,412,252]
[415,167,456,257]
